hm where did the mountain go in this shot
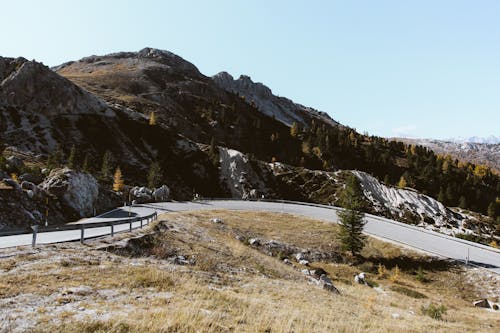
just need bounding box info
[451,135,500,145]
[212,72,339,128]
[395,137,500,173]
[0,48,498,234]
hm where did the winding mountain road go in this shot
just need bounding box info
[1,200,499,274]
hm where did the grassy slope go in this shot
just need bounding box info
[0,211,498,332]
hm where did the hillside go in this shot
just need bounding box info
[395,137,500,173]
[0,48,498,233]
[1,211,498,332]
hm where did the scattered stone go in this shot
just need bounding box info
[318,274,340,294]
[211,218,223,224]
[301,269,311,275]
[354,272,367,285]
[62,285,93,296]
[130,186,153,203]
[283,258,292,265]
[295,253,306,261]
[2,178,20,189]
[473,299,491,309]
[249,238,260,246]
[6,156,24,170]
[299,260,310,266]
[152,185,170,201]
[391,313,401,319]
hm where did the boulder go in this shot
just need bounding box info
[299,260,310,266]
[39,168,98,218]
[354,272,367,285]
[473,299,491,309]
[295,252,306,261]
[152,185,170,201]
[211,218,223,224]
[248,238,260,246]
[130,186,153,203]
[6,156,24,170]
[318,274,340,294]
[19,172,43,184]
[2,178,20,189]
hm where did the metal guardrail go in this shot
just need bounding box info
[0,211,158,247]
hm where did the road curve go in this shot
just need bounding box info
[1,200,499,274]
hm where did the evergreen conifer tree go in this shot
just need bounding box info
[147,162,163,189]
[337,174,366,256]
[113,167,124,192]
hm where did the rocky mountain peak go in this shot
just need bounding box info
[212,71,339,128]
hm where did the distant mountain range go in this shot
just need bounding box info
[394,137,499,172]
[447,136,500,145]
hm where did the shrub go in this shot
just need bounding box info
[421,303,447,320]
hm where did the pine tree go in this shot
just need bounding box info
[47,145,64,170]
[290,122,299,138]
[488,201,497,219]
[82,152,91,173]
[208,137,219,165]
[147,162,163,189]
[459,196,467,209]
[149,111,156,126]
[397,176,407,189]
[100,150,113,180]
[337,174,366,256]
[113,167,124,192]
[67,145,77,169]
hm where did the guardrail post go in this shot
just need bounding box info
[140,218,143,228]
[110,223,114,237]
[31,225,38,247]
[129,220,132,232]
[80,225,85,243]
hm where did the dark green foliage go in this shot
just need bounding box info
[421,303,447,320]
[100,150,113,180]
[67,145,77,169]
[47,145,64,170]
[82,152,92,173]
[208,136,219,166]
[337,174,366,256]
[488,201,497,219]
[147,162,163,188]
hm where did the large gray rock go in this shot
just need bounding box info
[39,168,98,218]
[152,185,170,201]
[130,186,153,203]
[6,156,24,170]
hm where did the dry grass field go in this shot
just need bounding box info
[0,210,498,332]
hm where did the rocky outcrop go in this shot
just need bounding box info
[218,147,273,199]
[152,185,170,201]
[39,168,98,218]
[212,71,339,128]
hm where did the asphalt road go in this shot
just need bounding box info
[1,200,499,274]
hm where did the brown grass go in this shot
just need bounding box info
[2,210,498,332]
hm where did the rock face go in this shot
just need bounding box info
[352,171,465,229]
[152,185,170,201]
[40,168,98,218]
[218,147,273,199]
[212,71,339,128]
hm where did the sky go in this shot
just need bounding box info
[0,0,499,140]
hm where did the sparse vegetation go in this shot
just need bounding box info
[421,303,447,320]
[1,210,498,332]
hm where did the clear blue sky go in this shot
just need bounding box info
[1,0,499,139]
